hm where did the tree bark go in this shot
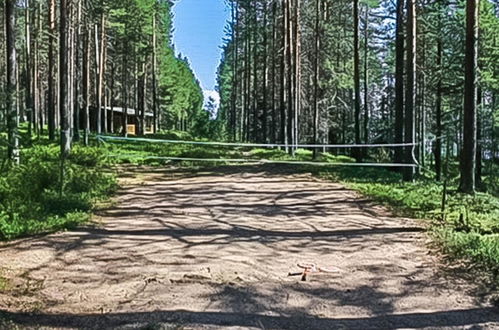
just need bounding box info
[74,0,81,142]
[60,0,71,158]
[139,61,146,135]
[286,0,294,153]
[262,1,268,143]
[459,0,479,194]
[95,11,106,134]
[476,88,482,189]
[353,0,362,162]
[270,1,277,144]
[110,61,115,134]
[152,14,158,133]
[363,4,369,146]
[6,0,19,163]
[102,28,107,133]
[25,0,33,137]
[403,0,416,181]
[394,0,405,165]
[312,0,321,160]
[435,37,443,181]
[83,28,90,146]
[294,0,301,150]
[47,0,56,141]
[122,40,129,137]
[280,0,288,147]
[33,3,41,137]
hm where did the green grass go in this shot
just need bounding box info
[0,135,117,240]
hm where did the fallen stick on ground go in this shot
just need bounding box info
[288,263,341,281]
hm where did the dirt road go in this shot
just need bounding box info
[0,166,497,329]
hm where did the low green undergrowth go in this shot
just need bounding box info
[0,144,117,240]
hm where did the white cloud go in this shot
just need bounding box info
[203,90,220,119]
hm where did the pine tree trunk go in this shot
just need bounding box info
[363,4,369,145]
[102,30,107,134]
[74,0,81,141]
[435,37,443,181]
[60,0,71,158]
[394,0,405,165]
[47,0,56,140]
[231,3,239,141]
[240,21,246,141]
[419,33,426,171]
[25,0,33,137]
[286,0,294,153]
[83,28,90,146]
[476,88,482,189]
[403,0,416,181]
[122,40,129,137]
[5,0,19,163]
[140,61,146,136]
[294,0,301,149]
[152,14,158,133]
[270,1,277,144]
[459,0,479,194]
[280,0,288,147]
[68,12,74,140]
[110,61,115,134]
[251,3,258,142]
[353,0,362,162]
[312,0,320,160]
[262,1,268,143]
[33,3,40,137]
[95,12,106,134]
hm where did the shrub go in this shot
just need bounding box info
[0,145,116,240]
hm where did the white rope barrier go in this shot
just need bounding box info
[109,154,418,168]
[97,135,419,149]
[99,135,420,168]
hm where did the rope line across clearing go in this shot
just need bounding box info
[96,135,419,149]
[108,154,418,168]
[98,135,420,168]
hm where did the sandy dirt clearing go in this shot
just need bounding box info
[0,165,497,329]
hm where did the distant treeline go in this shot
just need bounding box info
[217,0,498,192]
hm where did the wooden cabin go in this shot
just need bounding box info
[88,106,154,135]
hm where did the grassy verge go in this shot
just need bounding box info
[0,142,117,240]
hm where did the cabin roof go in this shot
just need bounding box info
[102,106,153,118]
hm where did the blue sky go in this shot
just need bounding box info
[172,0,230,91]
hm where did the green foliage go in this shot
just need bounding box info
[483,163,499,197]
[106,0,205,136]
[0,145,117,240]
[249,148,292,160]
[435,229,499,276]
[150,130,194,141]
[159,54,205,132]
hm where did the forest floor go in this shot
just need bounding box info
[0,165,497,329]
